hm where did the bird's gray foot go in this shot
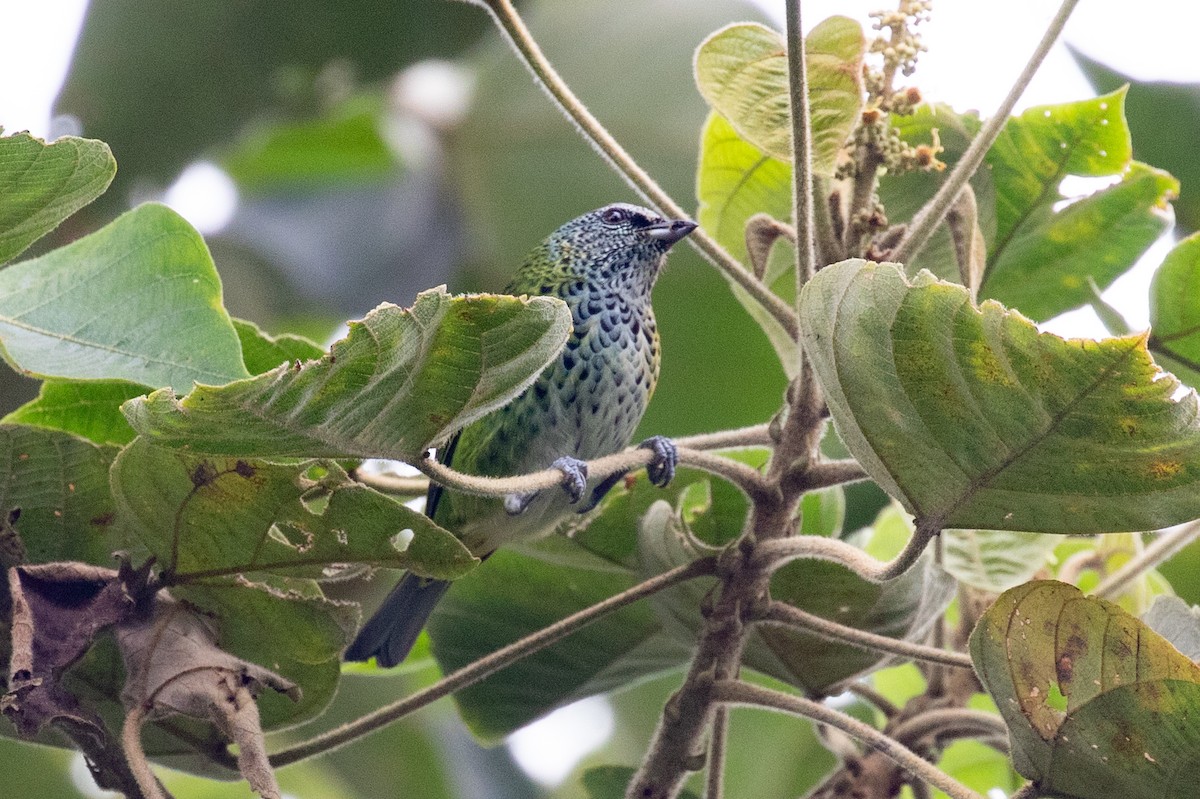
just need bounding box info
[505,456,589,514]
[639,435,677,487]
[552,456,589,503]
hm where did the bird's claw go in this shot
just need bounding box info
[639,435,677,487]
[552,456,589,504]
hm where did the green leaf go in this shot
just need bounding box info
[695,113,793,266]
[3,380,143,445]
[0,424,119,565]
[222,97,400,194]
[111,438,474,581]
[1150,232,1200,387]
[0,203,248,390]
[971,581,1200,798]
[123,289,572,460]
[799,259,1200,534]
[233,318,324,375]
[942,529,1062,592]
[0,133,116,265]
[428,459,754,740]
[694,17,865,173]
[798,484,845,537]
[428,537,680,742]
[747,505,955,693]
[983,162,1176,321]
[695,112,797,373]
[1071,47,1200,235]
[982,89,1177,321]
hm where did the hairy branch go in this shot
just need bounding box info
[705,706,729,799]
[758,601,974,669]
[351,472,429,495]
[712,680,986,799]
[121,705,170,799]
[267,558,717,766]
[888,708,1009,748]
[416,444,770,501]
[891,0,1082,264]
[752,518,938,582]
[475,0,800,340]
[785,0,817,288]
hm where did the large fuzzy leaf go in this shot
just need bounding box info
[694,17,864,173]
[0,133,115,265]
[123,289,571,461]
[972,581,1200,798]
[0,203,247,390]
[982,90,1176,321]
[799,259,1200,534]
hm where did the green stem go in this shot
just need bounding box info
[891,0,1083,265]
[711,680,986,799]
[785,0,817,290]
[476,0,800,340]
[266,558,717,767]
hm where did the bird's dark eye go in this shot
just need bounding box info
[601,207,628,225]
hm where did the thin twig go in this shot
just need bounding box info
[121,705,169,799]
[887,708,1009,747]
[752,518,939,582]
[711,680,986,799]
[678,424,773,451]
[417,445,770,501]
[361,424,773,498]
[1092,520,1200,599]
[786,458,869,492]
[705,706,729,799]
[353,472,429,495]
[758,601,974,669]
[785,0,817,289]
[891,0,1083,265]
[266,558,717,767]
[477,0,800,340]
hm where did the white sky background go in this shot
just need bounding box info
[3,1,1200,794]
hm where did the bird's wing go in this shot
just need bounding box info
[424,431,462,521]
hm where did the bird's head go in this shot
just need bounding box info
[516,203,697,298]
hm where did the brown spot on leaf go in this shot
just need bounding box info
[234,460,256,478]
[191,462,218,488]
[1056,654,1073,683]
[90,512,115,527]
[1149,460,1183,480]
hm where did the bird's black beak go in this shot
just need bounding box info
[645,219,698,247]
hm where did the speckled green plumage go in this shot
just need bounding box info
[346,203,696,666]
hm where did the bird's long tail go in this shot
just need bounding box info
[344,574,451,667]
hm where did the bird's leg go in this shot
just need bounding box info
[639,435,678,487]
[504,456,590,515]
[576,436,679,514]
[577,471,627,514]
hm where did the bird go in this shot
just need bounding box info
[345,202,697,667]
